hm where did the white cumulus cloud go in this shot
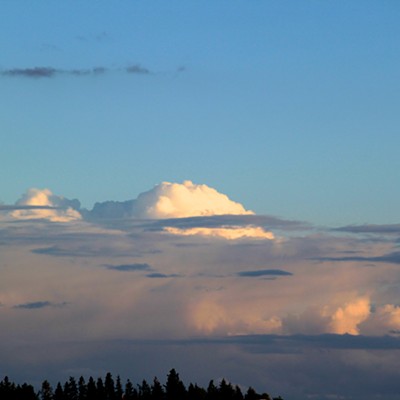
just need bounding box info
[132,180,254,219]
[11,188,81,222]
[89,181,272,239]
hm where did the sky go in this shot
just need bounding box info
[1,1,400,400]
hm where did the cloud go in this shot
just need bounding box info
[149,214,309,231]
[237,269,293,277]
[10,188,81,222]
[132,181,254,219]
[329,298,371,335]
[126,65,150,74]
[87,181,275,239]
[84,181,277,240]
[334,224,400,235]
[283,298,373,336]
[315,251,400,265]
[1,64,153,79]
[164,226,274,240]
[361,304,400,335]
[105,263,152,272]
[13,301,67,309]
[146,273,181,278]
[2,67,57,78]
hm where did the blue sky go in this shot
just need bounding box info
[1,1,399,225]
[1,3,400,400]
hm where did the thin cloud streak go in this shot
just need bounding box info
[1,64,153,78]
[237,269,293,277]
[105,263,152,272]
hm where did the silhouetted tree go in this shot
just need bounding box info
[218,379,235,400]
[188,383,207,400]
[105,373,115,400]
[151,377,164,400]
[124,379,135,400]
[86,377,97,400]
[40,380,53,400]
[16,382,38,400]
[0,376,17,400]
[0,368,282,400]
[115,376,123,400]
[54,382,64,400]
[244,387,258,400]
[233,386,244,400]
[207,380,218,400]
[138,379,151,400]
[165,369,186,400]
[78,376,87,400]
[64,377,78,400]
[96,377,106,400]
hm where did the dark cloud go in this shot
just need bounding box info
[105,263,152,272]
[87,200,135,220]
[160,334,400,354]
[147,214,310,232]
[314,251,400,265]
[237,269,293,277]
[70,67,108,76]
[1,64,152,79]
[13,301,67,310]
[146,273,181,278]
[2,67,57,78]
[126,65,150,74]
[334,224,400,235]
[0,205,59,212]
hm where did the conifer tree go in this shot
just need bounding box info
[124,379,135,400]
[40,380,53,400]
[115,376,123,400]
[105,373,115,400]
[151,377,164,400]
[78,376,87,400]
[165,369,186,400]
[54,382,64,400]
[86,377,97,400]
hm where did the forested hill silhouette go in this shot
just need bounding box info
[0,368,284,400]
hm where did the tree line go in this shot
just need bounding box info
[0,369,284,400]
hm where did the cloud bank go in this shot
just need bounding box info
[2,183,400,400]
[3,182,275,240]
[90,181,254,219]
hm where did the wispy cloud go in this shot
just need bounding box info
[126,65,150,74]
[105,263,152,272]
[2,67,57,78]
[314,251,400,265]
[237,269,293,277]
[14,301,67,310]
[334,224,400,235]
[146,272,181,278]
[1,64,153,79]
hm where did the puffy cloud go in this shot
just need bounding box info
[360,304,400,335]
[133,181,253,219]
[188,298,282,336]
[89,181,253,220]
[88,181,269,239]
[329,298,371,335]
[283,298,372,335]
[10,188,81,222]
